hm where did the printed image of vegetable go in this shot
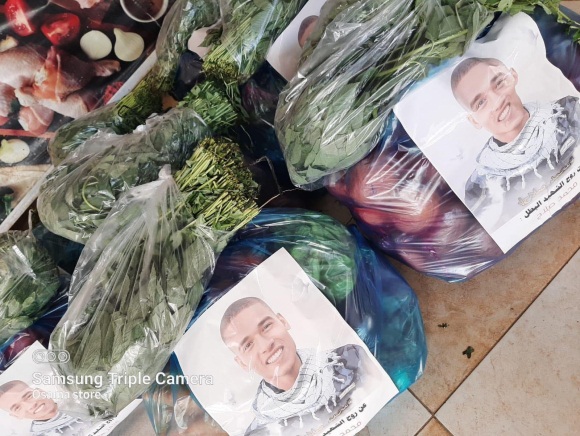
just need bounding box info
[0,138,30,164]
[37,108,211,243]
[113,28,145,62]
[41,13,81,46]
[0,230,60,343]
[80,30,112,60]
[48,0,221,165]
[50,140,259,417]
[6,0,37,37]
[276,0,580,188]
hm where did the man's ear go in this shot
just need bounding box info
[467,114,482,129]
[277,313,291,330]
[235,356,250,372]
[510,68,518,85]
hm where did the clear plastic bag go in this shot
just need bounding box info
[0,274,69,374]
[143,356,226,436]
[143,208,426,434]
[49,170,226,418]
[203,0,308,83]
[38,108,210,243]
[48,0,221,164]
[276,0,492,189]
[0,227,61,343]
[275,1,578,189]
[325,10,580,281]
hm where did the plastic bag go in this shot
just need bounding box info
[0,228,60,343]
[143,208,426,434]
[38,108,210,243]
[326,10,580,281]
[49,170,226,418]
[203,0,308,83]
[48,0,221,164]
[0,274,69,374]
[143,356,226,436]
[275,0,579,189]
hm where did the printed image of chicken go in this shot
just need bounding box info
[0,44,120,133]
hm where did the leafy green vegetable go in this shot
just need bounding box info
[177,80,240,133]
[50,139,259,417]
[38,108,211,243]
[203,0,308,83]
[0,231,60,343]
[463,345,475,358]
[48,0,221,165]
[276,0,580,188]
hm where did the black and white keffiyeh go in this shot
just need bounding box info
[476,100,569,191]
[250,348,351,429]
[30,411,83,435]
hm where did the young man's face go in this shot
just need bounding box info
[0,382,58,421]
[298,18,318,49]
[454,62,528,143]
[222,303,299,384]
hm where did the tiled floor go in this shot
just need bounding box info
[113,201,579,435]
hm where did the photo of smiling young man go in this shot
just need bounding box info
[0,380,84,436]
[451,57,580,227]
[219,297,374,435]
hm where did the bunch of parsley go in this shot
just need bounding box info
[50,140,259,417]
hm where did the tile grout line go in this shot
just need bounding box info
[425,247,580,418]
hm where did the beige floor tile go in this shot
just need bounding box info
[436,251,580,435]
[401,201,579,412]
[416,418,452,436]
[366,391,431,436]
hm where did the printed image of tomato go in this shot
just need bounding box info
[41,13,81,46]
[5,0,36,37]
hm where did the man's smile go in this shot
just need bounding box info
[498,102,511,123]
[33,403,45,415]
[266,346,283,365]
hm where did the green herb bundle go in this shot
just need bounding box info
[0,231,60,343]
[50,140,259,417]
[203,0,308,84]
[276,0,580,188]
[48,0,221,165]
[38,108,211,243]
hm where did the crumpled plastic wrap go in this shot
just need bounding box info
[47,0,221,164]
[143,208,427,434]
[275,0,492,189]
[0,228,61,343]
[49,170,225,418]
[203,0,308,83]
[0,274,69,374]
[38,108,210,243]
[325,10,580,282]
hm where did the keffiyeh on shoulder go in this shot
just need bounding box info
[476,98,577,191]
[251,347,355,429]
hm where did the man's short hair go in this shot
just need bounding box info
[0,380,26,399]
[220,297,272,341]
[450,57,506,98]
[298,16,318,44]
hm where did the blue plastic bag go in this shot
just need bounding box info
[144,208,427,434]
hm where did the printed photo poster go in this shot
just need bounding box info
[0,342,140,436]
[266,0,328,81]
[174,248,398,436]
[0,0,177,229]
[394,13,580,253]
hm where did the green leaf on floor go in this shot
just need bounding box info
[463,346,475,359]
